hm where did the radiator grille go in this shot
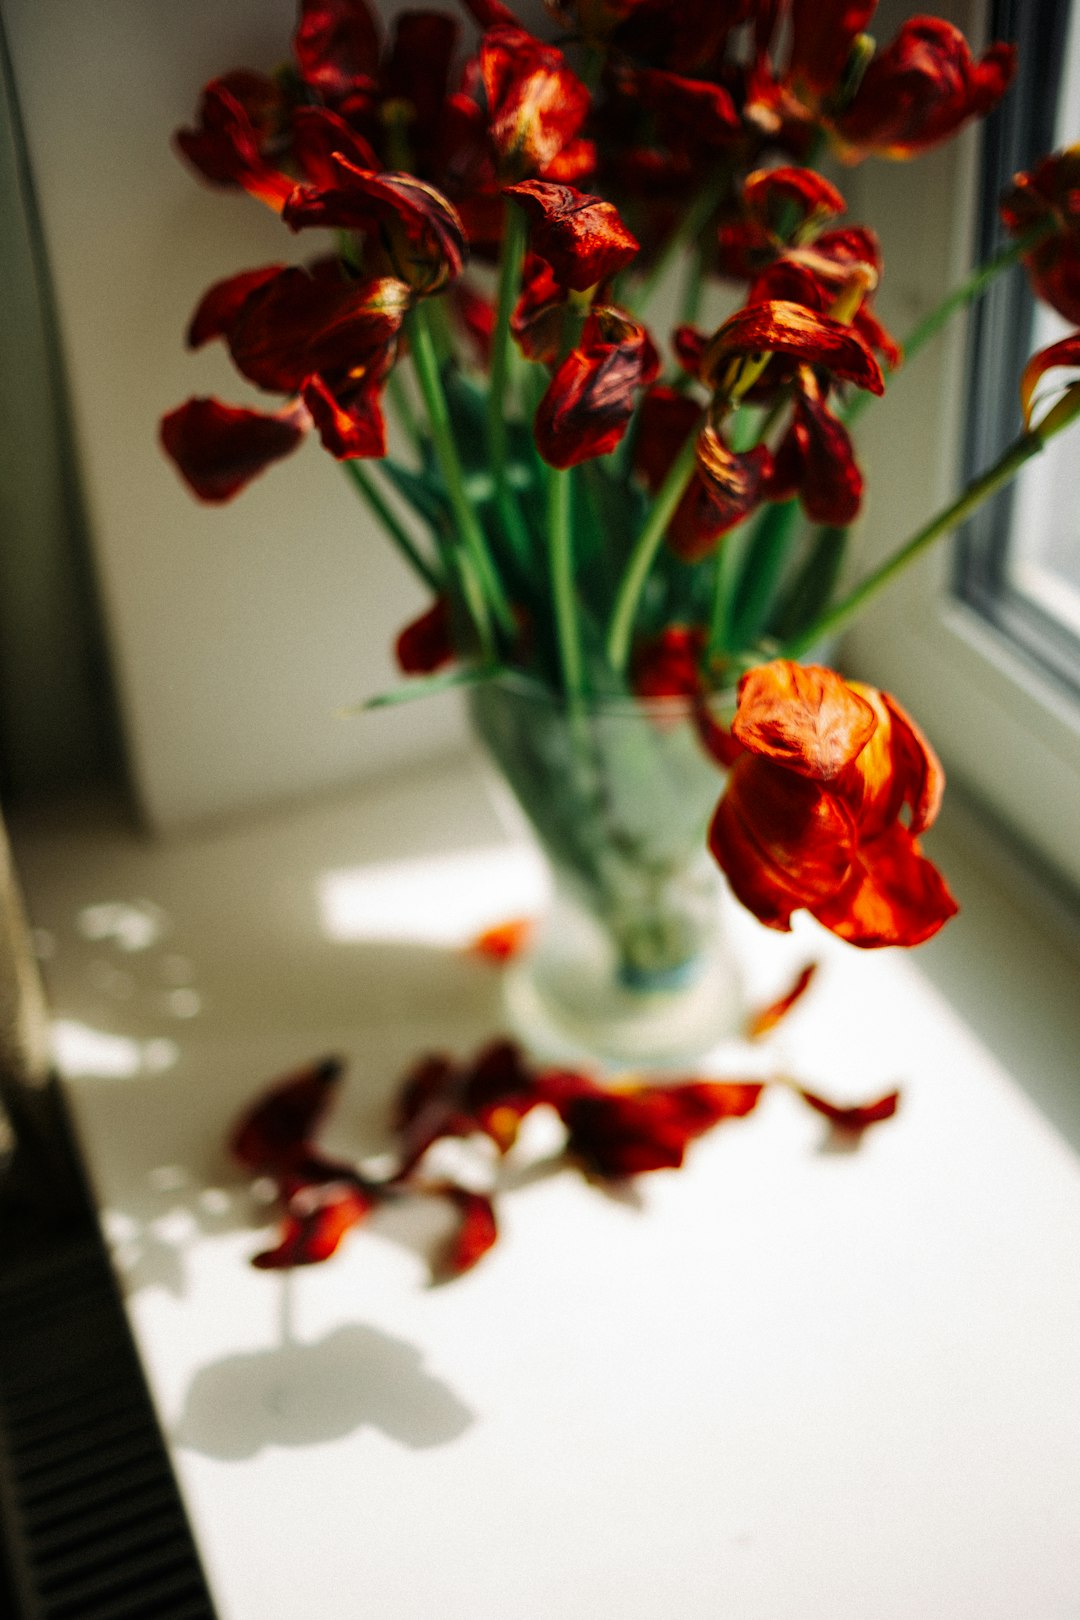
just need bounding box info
[0,1087,217,1620]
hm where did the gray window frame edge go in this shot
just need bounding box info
[956,0,1080,702]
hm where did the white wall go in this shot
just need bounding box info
[3,0,467,833]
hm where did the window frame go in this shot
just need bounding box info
[841,0,1080,898]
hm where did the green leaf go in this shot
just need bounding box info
[344,664,499,712]
[380,457,449,529]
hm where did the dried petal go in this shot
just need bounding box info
[796,1086,900,1129]
[747,962,818,1038]
[469,917,535,961]
[394,597,455,674]
[230,1055,345,1173]
[160,396,308,503]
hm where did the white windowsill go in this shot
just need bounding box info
[8,753,1080,1620]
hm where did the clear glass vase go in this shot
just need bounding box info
[467,675,745,1070]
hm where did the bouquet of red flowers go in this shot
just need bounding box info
[161,0,1080,961]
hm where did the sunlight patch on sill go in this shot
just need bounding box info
[317,845,547,948]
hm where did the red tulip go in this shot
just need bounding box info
[709,661,958,946]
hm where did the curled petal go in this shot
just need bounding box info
[230,1055,345,1174]
[834,20,1016,161]
[691,427,774,543]
[175,77,294,211]
[291,105,380,187]
[285,161,466,293]
[504,179,639,290]
[742,164,846,231]
[701,300,885,395]
[559,1079,763,1178]
[186,265,287,350]
[253,1179,376,1268]
[510,253,567,362]
[1019,333,1080,431]
[394,597,455,675]
[788,374,865,524]
[293,0,381,104]
[228,268,409,394]
[708,757,857,931]
[732,661,878,782]
[811,820,958,946]
[746,962,818,1039]
[796,1086,900,1128]
[160,397,309,504]
[836,684,944,839]
[535,307,659,468]
[434,1187,498,1277]
[302,373,387,459]
[468,918,535,962]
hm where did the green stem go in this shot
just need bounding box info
[406,302,515,647]
[386,369,423,456]
[341,461,442,592]
[606,422,702,671]
[780,427,1051,660]
[487,205,532,566]
[547,464,583,702]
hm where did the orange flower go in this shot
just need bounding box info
[708,661,958,947]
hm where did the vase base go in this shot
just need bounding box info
[500,939,746,1075]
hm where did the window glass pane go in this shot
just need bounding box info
[1002,0,1080,640]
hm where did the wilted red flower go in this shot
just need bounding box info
[1001,145,1080,325]
[717,166,847,278]
[284,159,467,295]
[293,0,381,108]
[504,180,639,291]
[477,25,593,181]
[174,74,296,212]
[394,597,455,674]
[708,661,958,946]
[534,306,659,467]
[175,263,410,469]
[832,18,1015,162]
[612,63,740,148]
[160,396,311,503]
[700,299,885,399]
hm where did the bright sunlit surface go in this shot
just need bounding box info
[317,845,548,947]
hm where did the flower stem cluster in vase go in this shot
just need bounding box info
[162,0,1080,1058]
